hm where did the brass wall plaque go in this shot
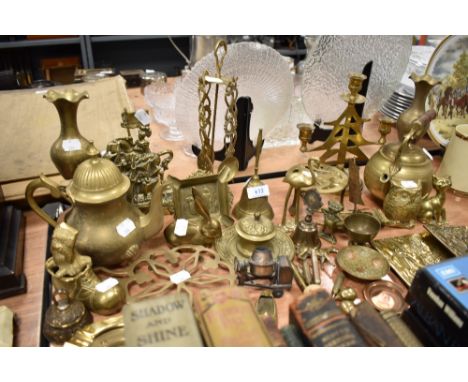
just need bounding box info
[424,223,468,257]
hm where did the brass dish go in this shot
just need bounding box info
[344,213,381,245]
[363,280,406,313]
[215,224,295,265]
[67,316,125,347]
[336,245,389,281]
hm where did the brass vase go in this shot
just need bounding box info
[397,73,439,141]
[45,89,97,179]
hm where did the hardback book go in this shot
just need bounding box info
[349,302,404,347]
[289,288,367,347]
[123,293,203,347]
[406,256,468,346]
[194,287,273,347]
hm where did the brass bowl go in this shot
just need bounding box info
[344,213,381,244]
[363,280,406,313]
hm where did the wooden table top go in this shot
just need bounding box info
[2,85,467,346]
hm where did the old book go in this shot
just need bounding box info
[261,317,286,347]
[123,293,203,347]
[289,289,367,347]
[194,287,273,347]
[349,302,404,347]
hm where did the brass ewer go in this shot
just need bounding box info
[45,89,99,179]
[233,129,274,219]
[26,158,164,266]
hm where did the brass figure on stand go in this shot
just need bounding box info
[298,73,373,165]
[105,109,173,212]
[233,129,274,219]
[320,200,345,244]
[45,222,126,315]
[378,117,395,145]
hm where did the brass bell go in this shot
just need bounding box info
[233,128,274,220]
[292,214,321,256]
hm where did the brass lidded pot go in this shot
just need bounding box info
[235,212,276,258]
[26,158,165,266]
[43,290,92,344]
[249,247,275,278]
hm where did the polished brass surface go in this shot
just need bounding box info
[378,117,395,145]
[348,158,363,211]
[383,179,422,228]
[372,233,451,286]
[336,245,389,281]
[67,316,125,347]
[43,290,92,344]
[235,213,276,257]
[300,73,373,164]
[365,110,436,201]
[332,271,346,298]
[45,222,126,315]
[96,245,235,304]
[335,287,357,301]
[418,175,452,224]
[233,129,274,220]
[344,212,381,245]
[320,200,345,244]
[215,223,295,265]
[105,109,173,212]
[363,281,406,313]
[397,73,440,141]
[310,249,321,285]
[163,172,233,246]
[256,290,278,323]
[26,158,164,266]
[424,223,468,257]
[292,189,322,255]
[44,89,98,179]
[192,187,222,242]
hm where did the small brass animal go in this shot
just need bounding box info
[418,175,452,224]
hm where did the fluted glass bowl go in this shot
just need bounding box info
[175,42,294,151]
[302,35,413,126]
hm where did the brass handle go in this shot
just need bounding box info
[214,40,227,78]
[25,174,68,227]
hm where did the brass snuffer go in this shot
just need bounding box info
[43,289,92,344]
[235,247,293,298]
[292,189,322,257]
[26,157,165,266]
[233,129,274,220]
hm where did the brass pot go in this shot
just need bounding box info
[26,158,164,266]
[235,213,276,258]
[364,142,433,201]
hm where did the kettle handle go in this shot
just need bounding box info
[25,174,69,227]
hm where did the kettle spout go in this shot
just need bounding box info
[139,182,164,239]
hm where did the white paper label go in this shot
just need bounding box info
[247,184,270,199]
[62,139,82,152]
[423,147,433,161]
[401,180,418,189]
[170,270,191,285]
[174,219,189,237]
[135,109,151,125]
[381,274,392,282]
[95,277,119,293]
[116,218,136,237]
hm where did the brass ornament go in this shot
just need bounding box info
[381,179,422,228]
[163,172,234,246]
[299,73,373,165]
[344,212,381,245]
[104,109,173,212]
[233,129,274,220]
[95,245,236,304]
[378,116,395,145]
[320,200,345,244]
[424,223,468,257]
[45,222,126,315]
[372,233,450,286]
[26,158,165,266]
[348,158,364,211]
[43,289,92,344]
[336,245,389,281]
[256,290,278,323]
[292,189,322,256]
[418,175,452,224]
[67,315,125,347]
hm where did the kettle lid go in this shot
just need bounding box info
[67,158,130,204]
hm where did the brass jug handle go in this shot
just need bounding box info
[25,174,68,227]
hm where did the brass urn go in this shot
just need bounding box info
[26,158,164,266]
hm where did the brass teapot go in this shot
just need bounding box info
[26,157,164,266]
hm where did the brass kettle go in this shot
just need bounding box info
[26,157,164,266]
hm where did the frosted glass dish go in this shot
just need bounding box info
[175,42,294,151]
[302,35,412,125]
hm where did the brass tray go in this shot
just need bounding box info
[336,245,389,281]
[67,316,125,347]
[215,224,295,264]
[372,232,453,287]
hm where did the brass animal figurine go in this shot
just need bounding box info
[320,200,344,244]
[418,175,452,224]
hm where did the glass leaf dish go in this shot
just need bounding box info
[175,42,294,152]
[301,35,413,125]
